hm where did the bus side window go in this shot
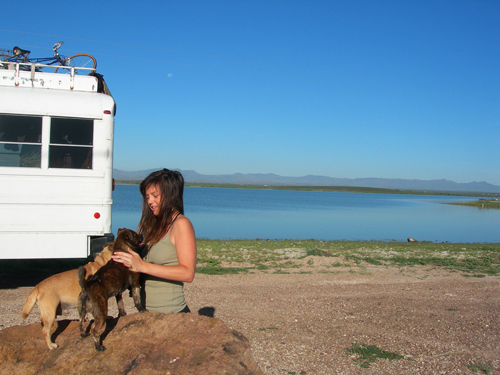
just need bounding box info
[49,118,93,169]
[0,114,42,168]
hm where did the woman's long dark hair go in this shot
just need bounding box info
[137,169,184,248]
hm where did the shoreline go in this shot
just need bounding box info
[115,181,500,198]
[2,239,499,287]
[194,239,500,277]
[445,199,500,209]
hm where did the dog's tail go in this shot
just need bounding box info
[20,286,39,319]
[78,266,88,291]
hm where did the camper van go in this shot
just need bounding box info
[0,62,116,259]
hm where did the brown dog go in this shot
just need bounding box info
[78,228,148,351]
[20,247,113,350]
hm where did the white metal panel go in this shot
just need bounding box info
[0,233,89,259]
[0,174,109,204]
[0,204,110,233]
[0,86,115,119]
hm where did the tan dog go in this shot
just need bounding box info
[78,228,148,351]
[20,247,113,350]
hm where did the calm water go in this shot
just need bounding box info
[112,185,500,243]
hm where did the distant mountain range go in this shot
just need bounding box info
[113,169,500,194]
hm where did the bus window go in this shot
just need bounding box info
[49,118,93,169]
[0,114,42,168]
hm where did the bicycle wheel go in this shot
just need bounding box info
[54,54,97,75]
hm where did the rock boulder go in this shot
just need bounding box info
[0,312,263,375]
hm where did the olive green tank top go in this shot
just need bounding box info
[140,230,187,313]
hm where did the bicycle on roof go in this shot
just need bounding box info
[1,42,96,75]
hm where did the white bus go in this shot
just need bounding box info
[0,62,116,259]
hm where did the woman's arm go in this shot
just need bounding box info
[112,216,197,283]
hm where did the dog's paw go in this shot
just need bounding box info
[93,337,106,351]
[49,343,58,350]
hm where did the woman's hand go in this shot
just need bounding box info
[112,249,145,273]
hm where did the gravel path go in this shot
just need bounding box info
[2,265,499,374]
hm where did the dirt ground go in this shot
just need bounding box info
[1,264,499,374]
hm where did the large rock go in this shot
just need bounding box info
[0,312,263,375]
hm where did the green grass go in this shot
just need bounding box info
[346,343,404,368]
[196,265,249,275]
[467,363,494,374]
[258,327,279,331]
[3,239,499,278]
[194,239,500,276]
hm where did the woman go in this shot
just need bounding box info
[112,169,196,313]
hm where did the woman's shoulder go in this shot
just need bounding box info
[170,215,195,245]
[172,215,194,233]
[175,214,191,224]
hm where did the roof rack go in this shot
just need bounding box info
[0,61,98,92]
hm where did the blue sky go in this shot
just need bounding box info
[2,0,499,185]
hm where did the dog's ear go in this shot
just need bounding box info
[117,228,125,235]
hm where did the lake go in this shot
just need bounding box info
[112,185,499,243]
